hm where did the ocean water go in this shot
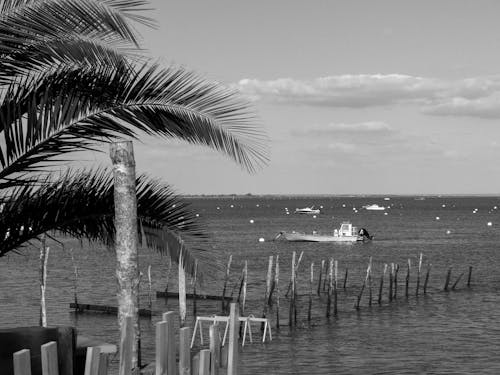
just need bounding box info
[1,196,500,374]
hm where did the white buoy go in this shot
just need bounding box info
[230,204,234,208]
[259,237,265,242]
[488,222,493,226]
[442,204,446,208]
[312,215,317,219]
[494,206,498,210]
[256,204,260,207]
[217,207,220,210]
[436,216,440,220]
[446,230,451,234]
[320,205,324,209]
[195,214,200,217]
[384,212,388,215]
[249,219,254,224]
[342,204,346,207]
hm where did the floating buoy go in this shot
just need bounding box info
[494,206,498,210]
[172,204,176,208]
[249,219,254,224]
[230,204,234,208]
[195,214,200,217]
[446,230,451,234]
[256,204,260,207]
[436,216,440,220]
[342,204,346,207]
[384,212,388,215]
[217,207,220,210]
[312,215,317,219]
[259,237,265,242]
[320,205,324,209]
[488,222,493,226]
[442,204,446,208]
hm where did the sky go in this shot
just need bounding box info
[114,0,500,195]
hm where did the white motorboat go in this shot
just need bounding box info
[275,222,372,243]
[294,206,320,215]
[363,204,386,211]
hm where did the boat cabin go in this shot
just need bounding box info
[338,222,357,237]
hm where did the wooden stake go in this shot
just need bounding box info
[263,256,273,320]
[394,264,399,300]
[467,266,472,287]
[209,324,221,375]
[405,259,411,298]
[389,263,394,302]
[356,261,371,310]
[343,267,348,290]
[41,341,58,375]
[289,252,296,326]
[193,260,198,317]
[333,260,338,316]
[179,249,187,327]
[308,262,313,321]
[326,258,333,317]
[227,303,240,375]
[275,255,280,329]
[368,257,372,306]
[416,253,423,296]
[69,248,78,306]
[317,260,324,295]
[451,272,464,290]
[221,255,232,313]
[110,141,140,370]
[242,261,248,315]
[147,265,153,311]
[378,264,388,305]
[179,327,191,375]
[423,263,431,294]
[444,267,452,291]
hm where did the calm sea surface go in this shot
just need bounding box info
[1,196,500,374]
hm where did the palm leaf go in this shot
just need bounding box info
[0,169,210,274]
[0,62,269,187]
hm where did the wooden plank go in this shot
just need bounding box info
[162,312,176,375]
[178,327,191,375]
[57,326,75,375]
[156,292,233,301]
[227,303,239,375]
[13,349,31,375]
[155,321,167,375]
[41,341,58,375]
[84,346,101,375]
[69,303,152,317]
[198,350,211,375]
[98,353,109,375]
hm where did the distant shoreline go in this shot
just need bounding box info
[182,193,500,199]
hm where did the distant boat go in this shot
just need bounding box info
[275,222,372,243]
[294,206,320,215]
[363,204,386,211]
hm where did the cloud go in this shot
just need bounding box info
[291,121,393,138]
[237,74,500,118]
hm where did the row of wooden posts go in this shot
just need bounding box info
[215,252,474,328]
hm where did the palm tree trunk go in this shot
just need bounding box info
[110,141,140,371]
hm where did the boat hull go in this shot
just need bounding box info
[281,232,364,242]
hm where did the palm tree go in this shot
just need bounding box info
[0,0,268,369]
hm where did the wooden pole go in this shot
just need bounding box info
[263,256,273,321]
[356,261,371,310]
[343,267,348,290]
[39,236,49,327]
[467,266,473,287]
[198,349,211,375]
[317,260,324,295]
[162,312,176,375]
[289,252,296,326]
[368,257,372,306]
[242,260,248,316]
[209,324,221,375]
[423,263,431,294]
[155,321,167,375]
[326,258,333,317]
[85,345,101,375]
[451,272,464,290]
[405,259,410,298]
[119,316,133,375]
[221,255,232,313]
[308,262,313,321]
[179,327,191,375]
[333,260,338,316]
[69,248,78,306]
[179,249,187,327]
[193,260,198,317]
[227,303,240,375]
[275,255,280,329]
[378,264,387,305]
[389,263,394,302]
[444,267,452,291]
[13,349,31,375]
[41,341,58,375]
[110,141,140,371]
[147,265,153,312]
[416,253,423,296]
[394,264,399,300]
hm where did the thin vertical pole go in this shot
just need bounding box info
[227,303,240,375]
[467,266,473,287]
[221,255,232,313]
[178,249,187,327]
[343,267,348,290]
[179,327,191,375]
[275,255,280,329]
[209,324,221,375]
[193,260,198,317]
[147,265,153,311]
[389,263,394,302]
[289,252,296,326]
[326,258,333,317]
[317,260,324,295]
[333,260,338,316]
[444,267,452,291]
[394,264,399,299]
[405,259,411,298]
[378,264,387,305]
[308,262,313,321]
[416,253,423,296]
[368,257,373,306]
[110,141,140,371]
[423,263,431,294]
[39,236,49,327]
[242,260,248,316]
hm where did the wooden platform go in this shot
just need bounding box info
[155,291,233,301]
[70,303,152,317]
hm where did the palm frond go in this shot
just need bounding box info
[0,62,269,187]
[0,169,210,274]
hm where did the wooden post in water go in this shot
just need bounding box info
[368,257,373,306]
[289,252,296,326]
[405,259,411,298]
[192,260,198,317]
[343,267,348,290]
[147,265,153,312]
[242,260,248,316]
[178,249,187,327]
[389,263,394,302]
[356,261,371,310]
[275,255,280,329]
[221,255,232,313]
[308,262,314,321]
[110,141,140,371]
[227,303,240,375]
[451,272,464,290]
[209,324,221,375]
[333,260,338,316]
[378,264,387,305]
[155,320,168,375]
[39,235,49,327]
[423,263,431,294]
[263,256,273,321]
[326,258,333,318]
[444,267,452,291]
[467,266,473,287]
[69,248,79,306]
[416,253,423,296]
[317,260,324,295]
[394,264,399,300]
[162,311,176,375]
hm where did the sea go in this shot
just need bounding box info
[1,195,500,374]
